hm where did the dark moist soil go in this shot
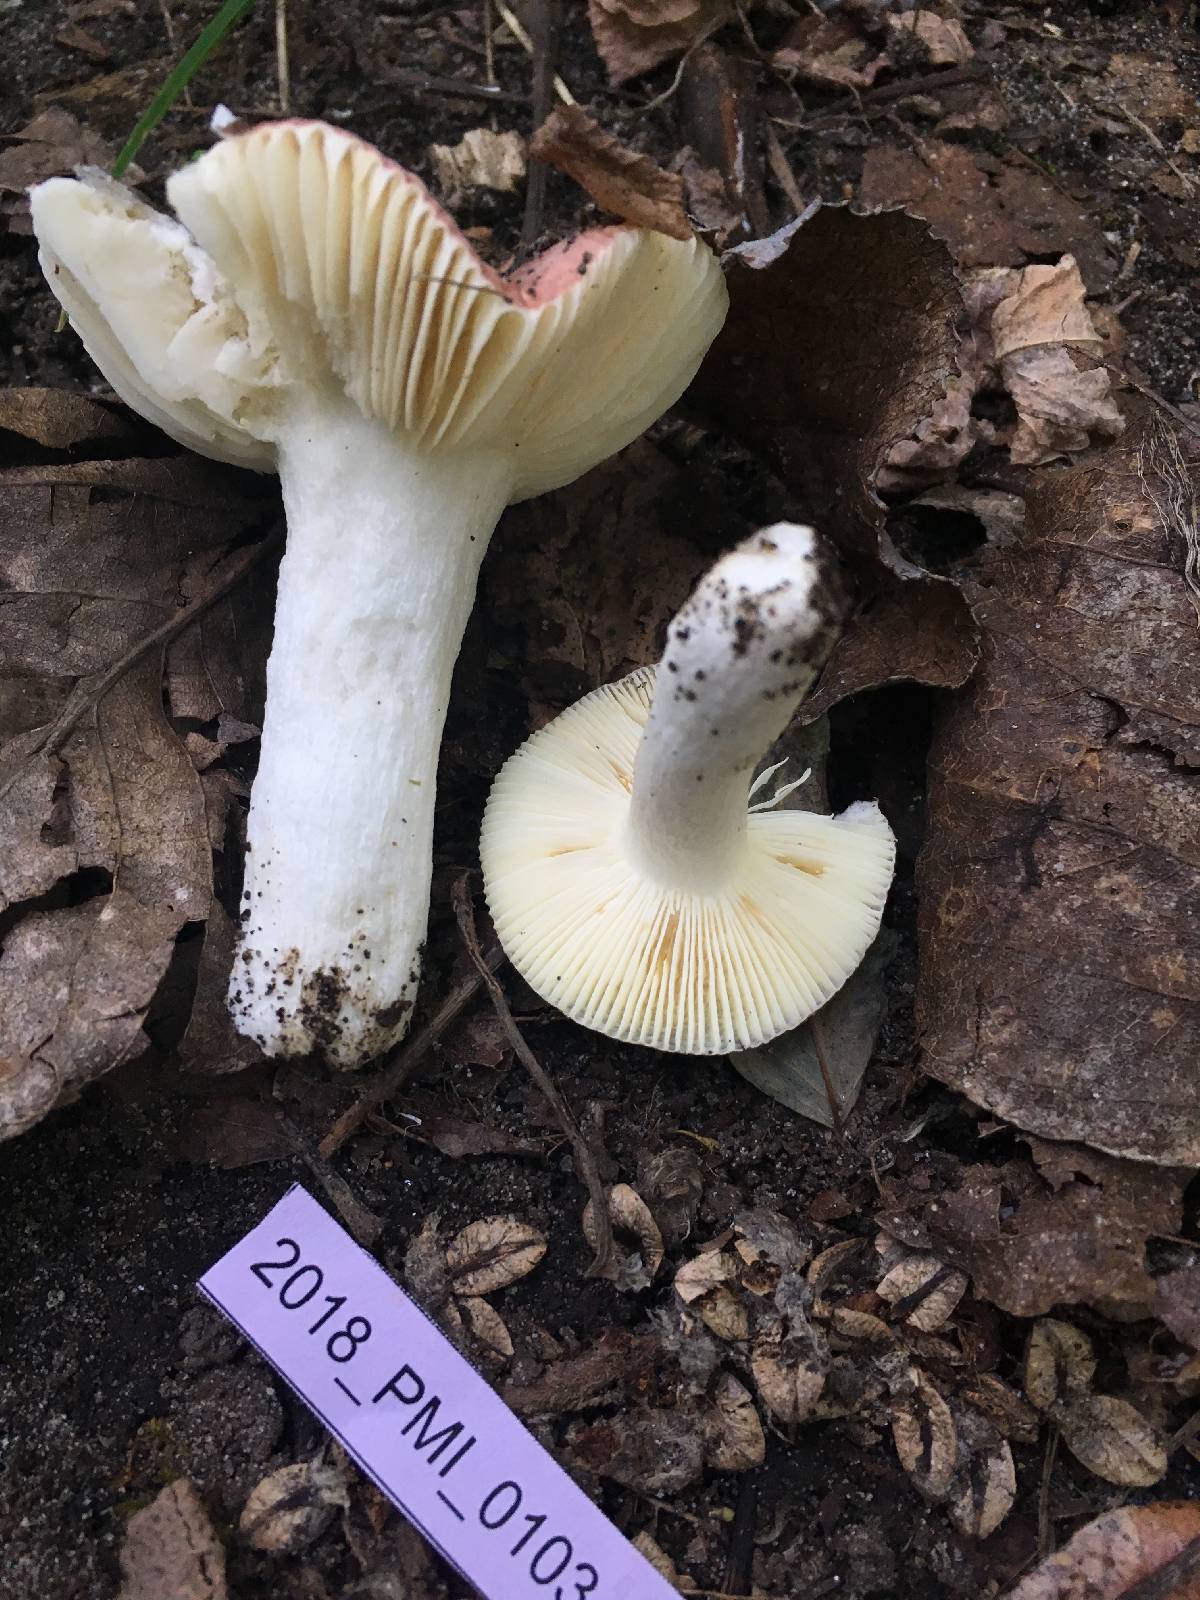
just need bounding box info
[1,3,1198,1599]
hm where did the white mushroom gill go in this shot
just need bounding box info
[480,525,897,1054]
[29,120,728,1066]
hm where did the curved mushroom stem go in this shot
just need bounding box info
[230,402,513,1065]
[624,525,841,893]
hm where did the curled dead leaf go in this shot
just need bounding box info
[948,1436,1016,1541]
[704,1372,766,1472]
[238,1460,344,1554]
[458,1296,514,1364]
[1024,1320,1097,1413]
[530,107,690,240]
[875,1253,968,1332]
[1002,1502,1200,1600]
[1056,1393,1168,1488]
[962,1375,1041,1447]
[584,1183,664,1291]
[587,0,730,85]
[750,1324,828,1427]
[828,1307,893,1346]
[632,1531,697,1591]
[675,1248,735,1304]
[445,1217,547,1297]
[891,1373,957,1501]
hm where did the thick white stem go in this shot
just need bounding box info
[625,524,838,892]
[229,405,513,1065]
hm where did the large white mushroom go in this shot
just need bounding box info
[29,119,727,1066]
[481,524,896,1054]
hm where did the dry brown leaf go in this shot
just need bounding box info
[875,1253,968,1332]
[1057,1393,1168,1488]
[750,1325,827,1426]
[459,1295,515,1363]
[918,418,1200,1165]
[962,1375,1041,1446]
[704,1372,766,1471]
[429,128,525,202]
[1002,1503,1200,1600]
[632,1531,697,1591]
[587,0,730,85]
[486,441,704,708]
[1024,1319,1097,1412]
[698,1283,751,1342]
[891,1373,957,1500]
[584,1183,664,1292]
[886,10,974,67]
[0,107,122,197]
[1158,1265,1200,1352]
[504,1331,658,1417]
[118,1478,227,1600]
[774,16,888,90]
[948,1436,1015,1540]
[0,408,268,1135]
[828,1307,893,1345]
[238,1461,343,1554]
[569,1409,705,1495]
[530,107,690,240]
[859,143,1116,290]
[675,1248,736,1304]
[445,1217,547,1296]
[688,205,980,716]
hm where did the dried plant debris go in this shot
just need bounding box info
[0,395,269,1136]
[405,1213,547,1368]
[487,441,706,708]
[918,417,1200,1164]
[531,107,690,240]
[1003,1503,1200,1600]
[238,1459,345,1554]
[117,1478,227,1600]
[688,204,980,714]
[882,255,1124,489]
[583,1183,664,1292]
[428,128,525,203]
[729,927,896,1127]
[1022,1319,1167,1488]
[922,1145,1189,1320]
[586,0,731,86]
[860,141,1116,292]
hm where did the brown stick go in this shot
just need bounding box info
[809,1013,846,1139]
[451,875,616,1281]
[520,0,559,249]
[318,941,507,1158]
[0,532,280,803]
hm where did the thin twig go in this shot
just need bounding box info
[482,0,496,88]
[319,941,507,1158]
[0,533,280,805]
[1037,1421,1058,1558]
[520,0,558,249]
[722,1474,758,1596]
[372,70,525,106]
[275,0,291,115]
[493,0,574,105]
[452,876,616,1281]
[277,1113,384,1247]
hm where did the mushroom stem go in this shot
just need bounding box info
[231,402,513,1064]
[624,525,839,892]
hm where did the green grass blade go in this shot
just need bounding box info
[113,0,257,179]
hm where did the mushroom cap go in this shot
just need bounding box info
[480,669,897,1054]
[30,170,278,469]
[31,121,727,496]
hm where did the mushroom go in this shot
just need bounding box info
[29,120,727,1066]
[480,524,896,1054]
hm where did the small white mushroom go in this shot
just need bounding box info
[480,524,896,1053]
[29,120,727,1066]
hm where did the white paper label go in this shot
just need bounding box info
[199,1185,678,1600]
